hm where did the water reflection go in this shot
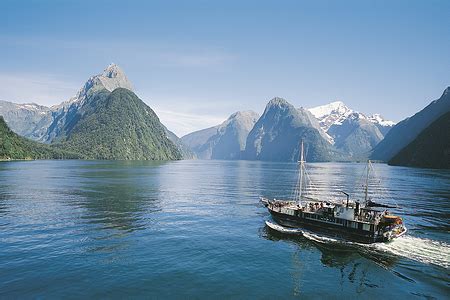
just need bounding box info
[261,224,400,295]
[67,161,168,234]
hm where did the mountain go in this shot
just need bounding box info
[52,88,181,160]
[0,100,53,140]
[296,107,332,143]
[244,97,342,162]
[388,111,450,169]
[163,125,196,159]
[309,101,354,135]
[0,63,133,143]
[327,113,384,158]
[181,126,219,154]
[182,111,260,159]
[43,63,134,143]
[371,87,450,161]
[0,64,189,159]
[0,116,79,160]
[367,114,396,136]
[309,101,395,134]
[309,101,394,158]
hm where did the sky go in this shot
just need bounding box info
[1,0,449,136]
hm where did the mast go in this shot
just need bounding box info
[298,140,305,205]
[364,160,371,203]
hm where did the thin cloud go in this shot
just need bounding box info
[0,73,78,105]
[154,108,226,137]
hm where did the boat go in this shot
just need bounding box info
[261,141,407,244]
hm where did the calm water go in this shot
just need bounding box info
[0,160,449,299]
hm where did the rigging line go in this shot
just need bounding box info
[370,163,399,208]
[304,168,318,193]
[356,162,372,199]
[354,161,399,209]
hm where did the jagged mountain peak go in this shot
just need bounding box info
[367,114,395,127]
[181,110,260,160]
[262,97,298,120]
[308,101,395,132]
[227,110,259,121]
[220,110,260,133]
[347,111,365,121]
[307,101,395,157]
[443,86,450,96]
[244,97,342,162]
[308,101,354,132]
[53,64,133,110]
[309,101,351,119]
[88,63,133,94]
[102,63,125,78]
[267,97,290,108]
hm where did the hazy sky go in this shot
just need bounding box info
[1,0,449,136]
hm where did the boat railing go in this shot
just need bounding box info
[355,210,383,223]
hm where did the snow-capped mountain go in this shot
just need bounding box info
[309,101,353,132]
[308,101,395,158]
[367,114,396,135]
[367,113,395,127]
[309,101,395,139]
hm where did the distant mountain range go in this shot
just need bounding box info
[0,64,448,168]
[184,98,395,162]
[181,88,449,168]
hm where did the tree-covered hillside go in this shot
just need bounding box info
[0,116,79,160]
[53,88,182,160]
[389,111,450,169]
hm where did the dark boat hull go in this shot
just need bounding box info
[269,209,387,244]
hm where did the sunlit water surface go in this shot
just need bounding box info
[0,160,448,298]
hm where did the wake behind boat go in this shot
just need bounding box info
[261,142,407,244]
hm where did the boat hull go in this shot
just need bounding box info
[269,209,390,244]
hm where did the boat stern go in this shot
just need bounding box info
[380,215,407,241]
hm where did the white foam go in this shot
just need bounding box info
[371,236,450,268]
[265,221,303,234]
[265,220,450,268]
